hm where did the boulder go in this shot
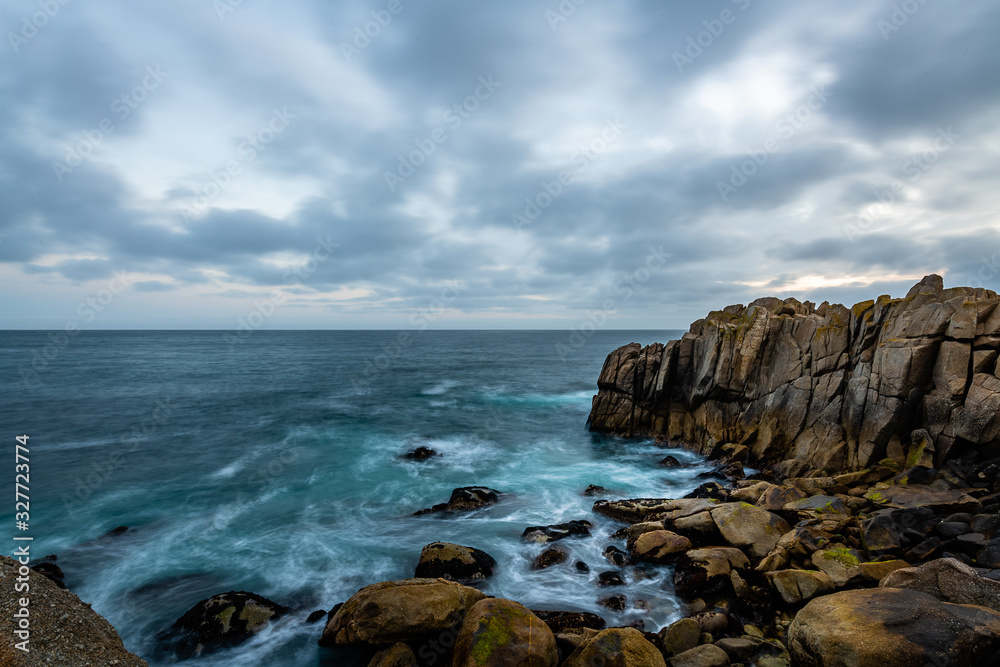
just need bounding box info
[402,446,438,460]
[522,520,592,543]
[369,642,418,667]
[628,530,693,564]
[159,590,288,659]
[668,644,730,667]
[710,503,791,559]
[674,548,750,599]
[414,487,503,515]
[531,547,569,570]
[658,617,701,657]
[859,559,910,582]
[810,547,862,586]
[603,545,634,567]
[451,598,558,667]
[0,555,146,665]
[414,542,496,581]
[597,571,626,587]
[583,484,612,497]
[593,498,721,524]
[597,594,627,612]
[320,578,486,646]
[788,587,1000,667]
[865,486,980,513]
[879,557,1000,612]
[563,627,666,667]
[767,570,835,605]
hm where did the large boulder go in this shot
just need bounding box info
[710,503,791,559]
[628,530,693,564]
[879,557,1000,612]
[320,578,486,646]
[588,276,1000,474]
[0,555,147,666]
[159,590,288,659]
[788,587,1000,667]
[451,598,558,667]
[414,542,496,581]
[563,627,666,667]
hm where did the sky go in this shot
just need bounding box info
[1,0,999,330]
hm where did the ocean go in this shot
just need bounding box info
[0,329,716,665]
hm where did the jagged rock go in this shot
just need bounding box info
[451,598,558,667]
[402,446,438,460]
[593,498,721,524]
[414,542,496,581]
[583,484,612,497]
[369,642,418,667]
[660,455,683,467]
[674,548,750,599]
[532,546,569,570]
[30,561,66,589]
[563,627,666,667]
[588,276,1000,473]
[603,545,634,567]
[320,578,485,646]
[306,610,327,624]
[788,588,1000,667]
[658,617,701,657]
[522,520,592,543]
[710,503,791,559]
[597,571,626,587]
[0,555,147,665]
[879,557,1000,612]
[159,590,289,659]
[628,530,692,564]
[864,486,980,513]
[530,610,606,633]
[768,570,835,604]
[414,487,503,515]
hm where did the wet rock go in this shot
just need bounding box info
[810,547,862,587]
[789,587,1000,667]
[583,484,612,497]
[879,557,1000,612]
[563,627,666,667]
[575,561,590,573]
[102,526,129,538]
[532,546,569,571]
[674,548,750,599]
[369,642,418,667]
[668,644,730,667]
[715,637,759,662]
[597,571,626,587]
[673,511,723,543]
[306,610,326,624]
[593,498,721,524]
[160,590,289,659]
[401,446,438,460]
[597,594,627,612]
[694,611,729,635]
[864,486,981,513]
[731,481,774,504]
[710,503,791,559]
[628,530,693,564]
[685,482,729,501]
[522,520,592,543]
[30,561,66,589]
[531,610,606,633]
[414,487,503,515]
[603,545,634,567]
[320,578,485,646]
[414,542,496,581]
[767,570,835,605]
[660,455,683,467]
[658,617,701,657]
[756,485,808,511]
[451,598,558,667]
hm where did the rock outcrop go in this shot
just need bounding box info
[0,555,147,666]
[158,590,289,659]
[589,275,1000,472]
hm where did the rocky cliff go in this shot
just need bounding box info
[589,275,1000,472]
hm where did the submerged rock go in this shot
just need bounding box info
[159,590,289,659]
[521,520,592,543]
[788,587,1000,667]
[531,546,569,571]
[414,542,496,581]
[402,446,439,460]
[413,487,503,515]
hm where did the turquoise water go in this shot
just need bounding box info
[0,330,710,665]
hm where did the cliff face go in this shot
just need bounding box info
[589,275,1000,472]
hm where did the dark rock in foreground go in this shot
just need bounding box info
[158,590,288,659]
[414,542,496,582]
[589,275,1000,473]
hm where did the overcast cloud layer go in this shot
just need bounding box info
[2,0,999,329]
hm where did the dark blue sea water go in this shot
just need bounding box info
[0,330,710,665]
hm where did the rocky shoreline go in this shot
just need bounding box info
[4,276,1000,665]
